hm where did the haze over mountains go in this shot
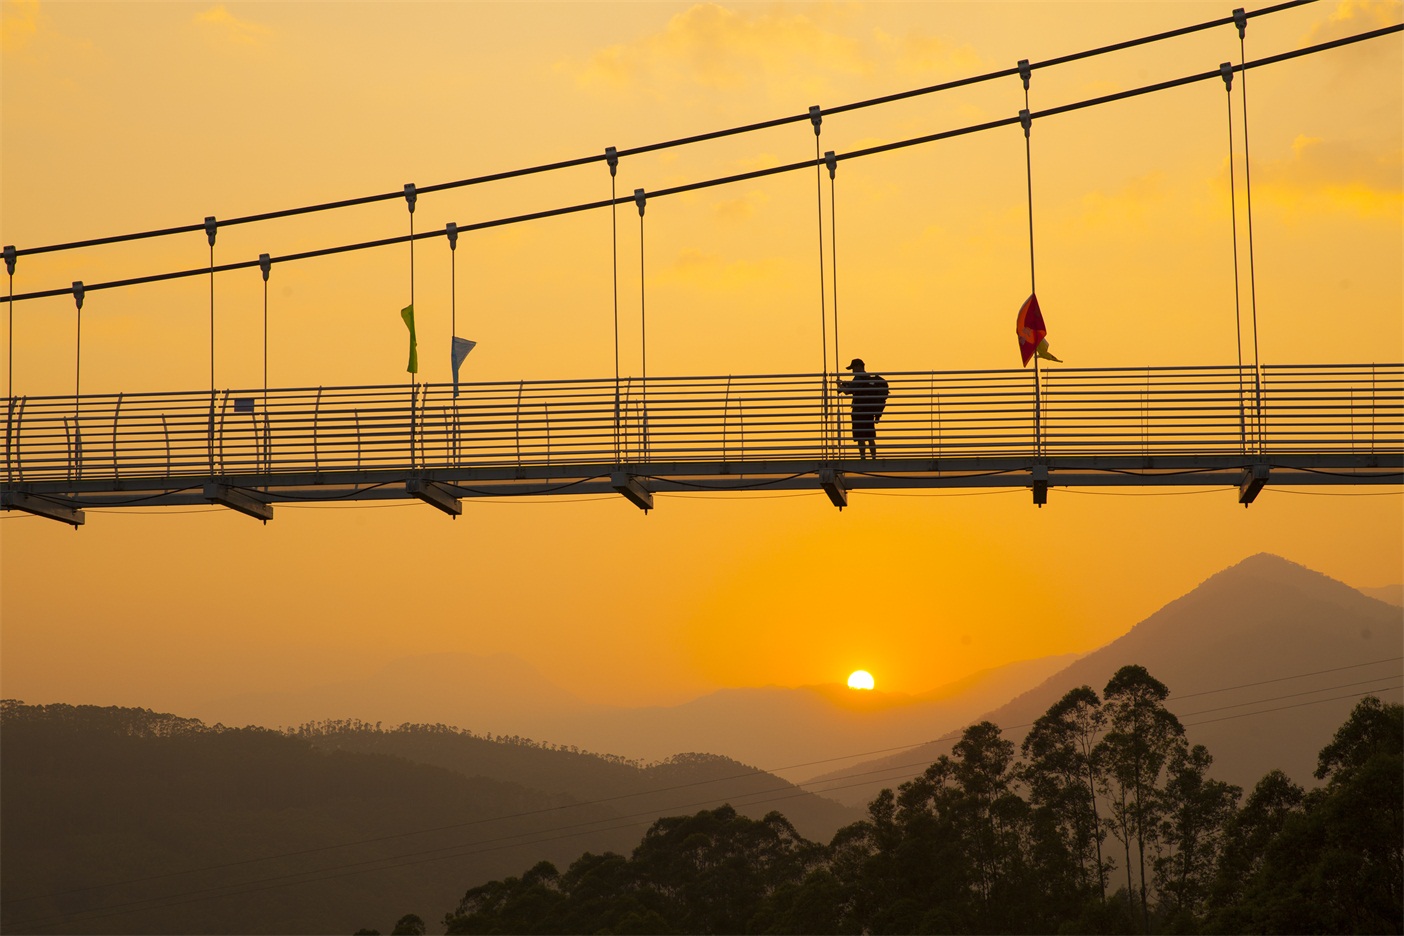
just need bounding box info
[195,553,1401,797]
[807,553,1404,806]
[198,649,1079,781]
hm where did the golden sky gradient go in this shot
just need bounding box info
[1,1,1401,714]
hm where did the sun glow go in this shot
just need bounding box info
[847,670,875,690]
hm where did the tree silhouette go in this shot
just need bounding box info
[1095,665,1184,933]
[1152,742,1240,927]
[1021,685,1110,903]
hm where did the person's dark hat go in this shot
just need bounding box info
[846,358,865,371]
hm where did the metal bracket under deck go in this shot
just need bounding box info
[1,490,85,527]
[611,472,653,511]
[1238,463,1270,505]
[1031,465,1049,507]
[204,483,274,522]
[819,468,847,509]
[407,479,463,517]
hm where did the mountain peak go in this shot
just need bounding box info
[807,554,1402,803]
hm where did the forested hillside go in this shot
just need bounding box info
[0,700,635,935]
[294,720,858,842]
[0,701,855,935]
[430,673,1402,936]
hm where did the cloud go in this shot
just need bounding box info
[561,3,871,101]
[1252,135,1403,220]
[870,25,982,80]
[1303,0,1404,43]
[1074,171,1171,229]
[194,4,272,47]
[1,0,40,53]
[658,247,782,289]
[713,189,772,223]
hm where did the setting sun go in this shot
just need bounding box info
[847,670,875,691]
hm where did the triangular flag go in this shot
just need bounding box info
[401,303,418,374]
[451,336,477,397]
[1016,292,1057,367]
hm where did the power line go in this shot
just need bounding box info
[8,21,1398,307]
[1171,655,1403,700]
[1176,676,1403,718]
[4,1,1320,263]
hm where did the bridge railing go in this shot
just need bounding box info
[3,364,1400,483]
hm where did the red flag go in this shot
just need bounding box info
[1016,292,1046,367]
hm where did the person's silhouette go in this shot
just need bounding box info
[838,358,887,459]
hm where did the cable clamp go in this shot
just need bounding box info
[72,281,84,310]
[258,253,271,282]
[1018,59,1031,91]
[204,216,217,247]
[1219,62,1234,91]
[3,245,15,276]
[1232,7,1247,39]
[809,105,822,136]
[824,150,837,180]
[634,188,647,217]
[446,222,458,251]
[403,183,417,214]
[605,146,619,177]
[1019,108,1032,138]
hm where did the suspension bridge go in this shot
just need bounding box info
[2,5,1401,526]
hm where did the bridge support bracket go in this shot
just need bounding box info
[611,472,653,511]
[1238,463,1269,505]
[1,491,85,527]
[819,468,848,509]
[204,483,274,522]
[1031,465,1049,507]
[407,479,463,518]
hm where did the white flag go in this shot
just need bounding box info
[451,337,477,397]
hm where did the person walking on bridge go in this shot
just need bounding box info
[838,358,888,460]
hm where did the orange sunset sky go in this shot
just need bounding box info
[1,0,1400,716]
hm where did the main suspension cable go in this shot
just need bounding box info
[5,2,1323,263]
[4,22,1397,310]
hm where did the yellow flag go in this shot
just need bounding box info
[1035,337,1062,363]
[401,304,418,374]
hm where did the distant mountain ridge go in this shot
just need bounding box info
[294,719,858,842]
[540,653,1079,778]
[805,553,1404,806]
[197,650,1079,780]
[1359,583,1404,606]
[201,651,606,732]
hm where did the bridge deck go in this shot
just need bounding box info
[3,364,1401,523]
